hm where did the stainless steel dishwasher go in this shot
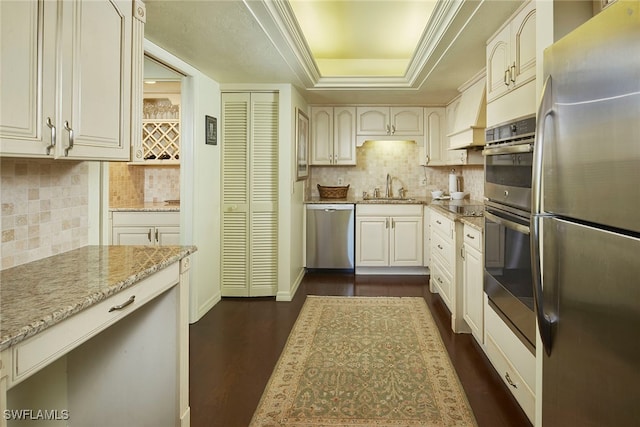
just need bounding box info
[306,204,355,270]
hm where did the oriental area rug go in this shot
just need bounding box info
[250,296,477,427]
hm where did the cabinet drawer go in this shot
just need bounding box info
[112,211,180,227]
[9,263,180,387]
[463,225,482,252]
[430,208,453,239]
[485,330,535,422]
[431,229,454,272]
[430,257,453,309]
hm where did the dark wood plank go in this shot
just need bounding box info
[189,272,532,427]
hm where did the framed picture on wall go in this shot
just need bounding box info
[295,108,309,181]
[205,115,217,145]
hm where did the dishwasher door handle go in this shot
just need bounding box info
[324,208,337,212]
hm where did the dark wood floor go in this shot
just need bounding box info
[189,272,532,427]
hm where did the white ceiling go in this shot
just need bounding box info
[143,0,523,105]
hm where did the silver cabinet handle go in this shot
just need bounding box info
[147,229,152,242]
[504,68,510,86]
[436,276,443,284]
[109,295,135,312]
[436,220,442,225]
[466,233,475,239]
[63,121,74,156]
[385,218,389,229]
[437,244,443,250]
[391,218,395,228]
[45,117,56,155]
[155,229,159,243]
[510,63,516,83]
[386,124,391,135]
[391,124,396,135]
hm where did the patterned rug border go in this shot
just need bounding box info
[250,296,477,427]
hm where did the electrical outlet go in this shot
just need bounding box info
[420,177,427,187]
[337,177,344,185]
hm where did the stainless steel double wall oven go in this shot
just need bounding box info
[483,115,536,353]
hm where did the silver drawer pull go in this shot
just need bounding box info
[109,295,135,312]
[466,234,475,239]
[505,372,518,389]
[436,277,443,284]
[436,220,442,225]
[437,244,443,250]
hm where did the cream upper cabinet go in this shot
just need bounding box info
[356,107,424,144]
[310,106,356,165]
[0,0,144,160]
[486,1,536,103]
[421,106,482,166]
[486,0,536,127]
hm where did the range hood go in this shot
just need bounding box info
[447,70,486,149]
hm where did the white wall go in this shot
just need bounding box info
[144,40,221,323]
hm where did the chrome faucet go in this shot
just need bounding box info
[385,173,392,198]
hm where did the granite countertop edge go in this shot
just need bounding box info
[0,245,197,352]
[304,197,485,230]
[110,202,180,212]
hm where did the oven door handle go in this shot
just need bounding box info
[482,143,533,156]
[484,211,530,235]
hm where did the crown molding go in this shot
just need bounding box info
[244,0,473,91]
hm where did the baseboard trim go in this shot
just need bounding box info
[276,268,305,301]
[356,266,429,275]
[189,291,221,324]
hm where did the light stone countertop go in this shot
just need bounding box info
[304,196,485,230]
[0,245,196,351]
[110,202,180,212]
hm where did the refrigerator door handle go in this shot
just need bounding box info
[531,214,555,356]
[531,75,556,356]
[532,75,554,215]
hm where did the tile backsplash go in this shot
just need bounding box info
[308,141,484,201]
[109,163,180,206]
[1,158,89,269]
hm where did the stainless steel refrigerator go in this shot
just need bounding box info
[532,1,640,426]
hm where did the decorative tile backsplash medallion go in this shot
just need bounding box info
[308,141,484,201]
[1,158,89,269]
[109,162,145,206]
[109,163,180,206]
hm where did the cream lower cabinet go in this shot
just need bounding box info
[462,224,484,345]
[0,0,144,160]
[0,258,192,427]
[356,204,423,268]
[484,297,536,423]
[429,207,470,333]
[111,211,180,245]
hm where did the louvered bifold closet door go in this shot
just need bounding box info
[221,92,278,297]
[249,92,279,296]
[221,93,250,296]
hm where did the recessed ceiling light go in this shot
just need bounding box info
[289,0,436,77]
